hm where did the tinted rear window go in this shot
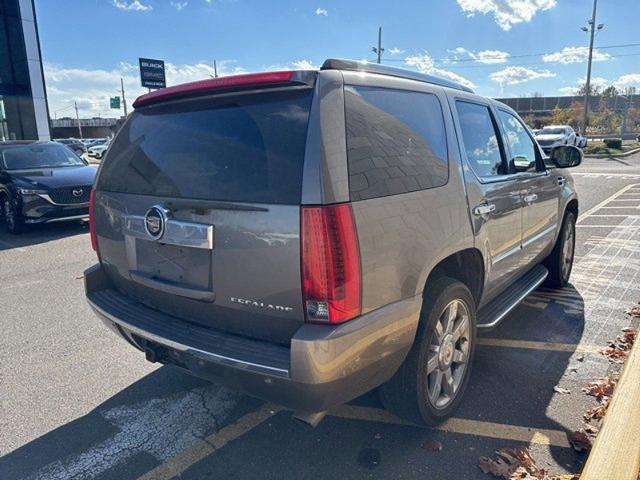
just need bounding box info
[97,89,312,204]
[345,86,448,201]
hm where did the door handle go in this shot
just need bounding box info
[524,193,538,203]
[557,176,566,187]
[473,203,496,216]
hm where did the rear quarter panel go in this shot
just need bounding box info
[339,72,476,313]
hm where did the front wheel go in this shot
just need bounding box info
[379,277,476,426]
[3,197,24,234]
[544,211,576,288]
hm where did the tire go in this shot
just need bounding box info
[544,211,576,288]
[3,196,24,234]
[379,276,476,426]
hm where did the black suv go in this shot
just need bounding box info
[0,141,97,233]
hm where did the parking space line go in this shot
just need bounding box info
[331,405,571,448]
[476,337,601,354]
[136,404,282,480]
[577,183,639,224]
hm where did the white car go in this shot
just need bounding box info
[535,125,577,153]
[88,141,110,159]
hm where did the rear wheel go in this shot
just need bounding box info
[379,277,476,426]
[544,211,576,288]
[3,196,24,234]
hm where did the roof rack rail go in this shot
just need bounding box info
[320,58,474,93]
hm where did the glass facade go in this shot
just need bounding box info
[0,0,49,141]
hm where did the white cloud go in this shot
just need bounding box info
[489,66,555,85]
[388,47,405,56]
[290,59,318,70]
[404,52,476,90]
[542,46,610,64]
[452,47,510,64]
[112,0,152,12]
[315,7,328,16]
[457,0,556,30]
[558,86,579,95]
[45,60,246,118]
[614,74,640,90]
[170,1,188,11]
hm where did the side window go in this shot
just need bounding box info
[455,101,506,177]
[344,86,448,201]
[497,110,539,173]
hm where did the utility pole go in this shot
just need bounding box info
[74,101,83,139]
[582,0,604,138]
[120,77,127,117]
[213,59,218,78]
[372,26,384,64]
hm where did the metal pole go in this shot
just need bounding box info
[377,27,383,63]
[74,101,83,139]
[213,59,218,78]
[120,77,127,117]
[582,0,598,138]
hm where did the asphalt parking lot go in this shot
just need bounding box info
[2,154,640,480]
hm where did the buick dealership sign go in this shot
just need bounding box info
[139,58,166,89]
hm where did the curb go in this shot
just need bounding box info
[584,147,640,158]
[580,332,640,480]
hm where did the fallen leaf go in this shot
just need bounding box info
[422,440,443,452]
[553,386,571,395]
[569,430,592,452]
[576,354,585,362]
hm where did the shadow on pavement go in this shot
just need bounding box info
[0,221,88,251]
[0,286,588,480]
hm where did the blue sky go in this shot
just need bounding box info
[35,0,640,117]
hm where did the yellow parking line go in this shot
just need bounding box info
[330,405,570,448]
[137,404,282,480]
[477,337,601,354]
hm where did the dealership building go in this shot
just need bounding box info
[0,0,50,141]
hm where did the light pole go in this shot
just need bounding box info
[581,0,604,138]
[372,27,384,64]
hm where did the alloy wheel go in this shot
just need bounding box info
[4,200,15,230]
[426,299,471,410]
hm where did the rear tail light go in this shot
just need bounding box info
[89,189,98,254]
[301,204,361,324]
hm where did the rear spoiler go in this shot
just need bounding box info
[132,70,316,109]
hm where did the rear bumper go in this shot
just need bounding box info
[84,264,421,412]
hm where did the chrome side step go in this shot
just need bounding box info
[477,265,548,330]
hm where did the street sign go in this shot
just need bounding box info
[139,58,166,89]
[110,96,120,109]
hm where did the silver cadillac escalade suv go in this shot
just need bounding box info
[85,59,581,427]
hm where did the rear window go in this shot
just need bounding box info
[97,89,312,204]
[344,86,448,201]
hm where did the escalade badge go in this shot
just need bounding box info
[144,206,168,240]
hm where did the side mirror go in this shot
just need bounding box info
[550,145,582,168]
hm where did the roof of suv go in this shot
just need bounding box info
[132,58,474,108]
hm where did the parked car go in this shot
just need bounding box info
[87,140,110,159]
[0,141,96,233]
[85,60,581,427]
[55,138,87,156]
[534,125,578,153]
[574,132,588,149]
[83,138,108,148]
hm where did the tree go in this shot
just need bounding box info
[551,102,584,130]
[576,82,602,97]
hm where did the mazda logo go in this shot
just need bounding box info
[72,188,84,197]
[144,206,168,240]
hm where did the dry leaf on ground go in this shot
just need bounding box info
[477,446,577,479]
[553,386,571,394]
[422,440,443,452]
[568,429,593,452]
